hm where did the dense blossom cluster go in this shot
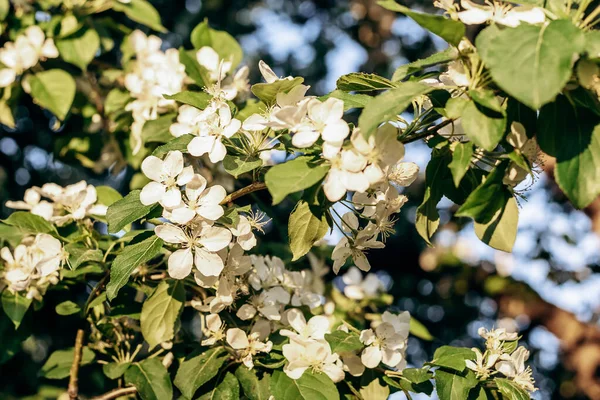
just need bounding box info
[6,181,108,226]
[0,26,58,87]
[0,234,65,300]
[466,327,537,392]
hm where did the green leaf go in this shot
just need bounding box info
[431,346,475,372]
[198,372,240,400]
[270,370,339,400]
[494,378,530,400]
[55,301,81,316]
[0,311,29,364]
[2,211,56,236]
[40,347,95,379]
[27,69,76,120]
[113,0,166,32]
[392,48,457,81]
[106,235,164,301]
[325,330,363,354]
[409,317,433,341]
[0,0,9,20]
[265,157,330,205]
[585,30,600,59]
[538,96,600,208]
[378,0,465,46]
[252,77,304,105]
[178,48,210,87]
[336,73,398,91]
[1,291,32,328]
[124,358,173,400]
[402,367,433,384]
[105,89,132,115]
[288,200,329,261]
[95,186,123,207]
[64,243,103,270]
[358,82,433,137]
[141,113,177,144]
[106,190,157,234]
[103,361,131,380]
[140,279,185,349]
[456,164,511,224]
[434,369,478,400]
[174,347,228,399]
[449,142,473,187]
[469,88,505,114]
[383,375,433,395]
[164,91,212,110]
[320,90,371,111]
[415,150,447,245]
[191,20,244,68]
[56,27,100,70]
[223,155,264,178]
[477,21,584,109]
[359,378,389,400]
[235,367,271,400]
[0,100,15,128]
[458,98,506,151]
[474,196,519,252]
[152,134,194,158]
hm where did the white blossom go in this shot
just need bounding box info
[457,0,545,27]
[226,326,273,369]
[465,348,499,379]
[187,104,241,163]
[360,311,410,369]
[495,347,537,392]
[341,266,385,300]
[168,174,226,224]
[155,222,232,279]
[0,26,58,87]
[5,188,54,221]
[282,339,344,382]
[140,151,194,208]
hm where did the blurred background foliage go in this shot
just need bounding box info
[0,0,599,399]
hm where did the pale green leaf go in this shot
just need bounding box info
[495,378,530,400]
[392,48,457,81]
[223,155,264,178]
[288,200,329,261]
[409,317,434,341]
[358,82,433,137]
[191,20,243,67]
[1,291,32,328]
[378,0,465,45]
[336,72,398,91]
[27,69,76,121]
[56,27,100,70]
[265,157,330,205]
[448,142,473,187]
[55,300,81,316]
[140,280,185,349]
[325,330,363,354]
[40,347,95,379]
[252,77,304,105]
[474,197,519,252]
[270,370,339,400]
[477,21,584,109]
[164,91,212,110]
[103,361,131,380]
[359,378,389,400]
[142,113,176,144]
[434,369,478,400]
[113,0,165,32]
[431,346,475,372]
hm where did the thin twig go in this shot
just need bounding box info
[220,182,267,205]
[68,329,85,400]
[90,386,137,400]
[400,118,455,144]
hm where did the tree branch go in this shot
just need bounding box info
[400,118,455,144]
[90,387,137,400]
[68,329,85,400]
[220,182,267,205]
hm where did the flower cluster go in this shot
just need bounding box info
[5,181,108,226]
[466,327,537,392]
[0,234,66,300]
[436,0,546,27]
[0,26,58,88]
[124,30,187,154]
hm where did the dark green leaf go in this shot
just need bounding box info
[106,190,157,234]
[235,367,271,400]
[174,347,228,399]
[336,73,398,91]
[106,235,164,301]
[55,301,81,316]
[40,347,95,379]
[325,330,363,353]
[435,368,478,400]
[456,164,511,224]
[431,346,475,372]
[270,370,339,400]
[124,358,173,400]
[140,280,185,349]
[265,157,330,205]
[197,372,240,400]
[164,91,212,110]
[1,291,32,328]
[223,155,264,178]
[392,48,457,81]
